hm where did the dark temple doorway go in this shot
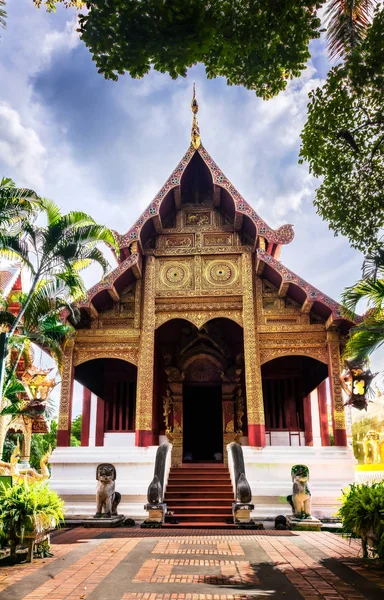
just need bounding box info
[183,385,223,462]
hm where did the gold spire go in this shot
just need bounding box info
[191,83,201,150]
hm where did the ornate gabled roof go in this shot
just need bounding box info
[77,89,355,331]
[115,85,294,258]
[116,143,294,255]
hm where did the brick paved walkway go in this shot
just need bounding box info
[0,528,383,600]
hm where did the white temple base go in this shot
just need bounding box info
[50,444,356,520]
[242,446,356,520]
[49,446,158,518]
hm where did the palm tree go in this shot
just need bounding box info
[0,192,118,409]
[342,251,384,360]
[325,0,376,60]
[0,1,6,31]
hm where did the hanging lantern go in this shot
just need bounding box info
[341,360,377,410]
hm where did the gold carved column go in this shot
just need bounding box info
[327,332,347,446]
[57,340,75,447]
[242,252,265,446]
[135,255,156,446]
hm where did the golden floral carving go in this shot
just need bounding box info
[58,340,75,431]
[258,324,325,333]
[155,311,242,330]
[260,346,328,365]
[202,256,241,290]
[203,233,232,246]
[156,258,194,292]
[242,253,264,425]
[157,234,194,249]
[327,341,346,431]
[74,347,139,367]
[135,256,156,431]
[134,278,142,329]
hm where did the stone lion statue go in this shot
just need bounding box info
[287,464,311,519]
[94,463,121,518]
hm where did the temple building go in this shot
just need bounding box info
[50,92,355,521]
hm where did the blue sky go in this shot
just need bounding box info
[1,1,381,415]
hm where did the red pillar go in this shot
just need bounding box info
[318,381,331,446]
[57,365,74,447]
[81,387,91,446]
[95,396,105,447]
[327,340,348,447]
[135,430,156,447]
[248,424,265,447]
[303,393,313,446]
[333,422,347,446]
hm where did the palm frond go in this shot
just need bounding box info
[325,0,375,60]
[362,249,384,280]
[342,279,384,317]
[0,2,7,31]
[55,211,96,231]
[0,235,35,272]
[22,280,78,328]
[344,317,384,361]
[0,178,40,234]
[53,270,86,301]
[1,371,26,413]
[39,197,62,227]
[57,223,117,251]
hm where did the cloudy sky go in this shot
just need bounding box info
[1,2,381,415]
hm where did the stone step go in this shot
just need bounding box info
[165,491,234,499]
[165,513,232,523]
[166,483,233,489]
[165,497,234,505]
[168,475,231,486]
[166,506,233,515]
[163,522,236,529]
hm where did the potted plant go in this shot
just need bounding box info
[338,482,384,559]
[0,480,64,563]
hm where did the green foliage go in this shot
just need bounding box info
[1,422,57,470]
[1,432,22,462]
[70,414,81,443]
[338,482,384,558]
[0,480,64,547]
[35,0,323,100]
[30,421,57,471]
[342,250,384,360]
[300,7,384,253]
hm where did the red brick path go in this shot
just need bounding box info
[0,529,382,600]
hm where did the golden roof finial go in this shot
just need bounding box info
[191,82,201,150]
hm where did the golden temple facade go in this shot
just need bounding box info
[56,94,353,464]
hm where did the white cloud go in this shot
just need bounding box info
[41,18,80,61]
[0,103,47,188]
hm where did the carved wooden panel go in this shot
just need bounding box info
[203,233,233,247]
[156,258,195,294]
[184,211,211,226]
[156,234,195,250]
[201,256,241,292]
